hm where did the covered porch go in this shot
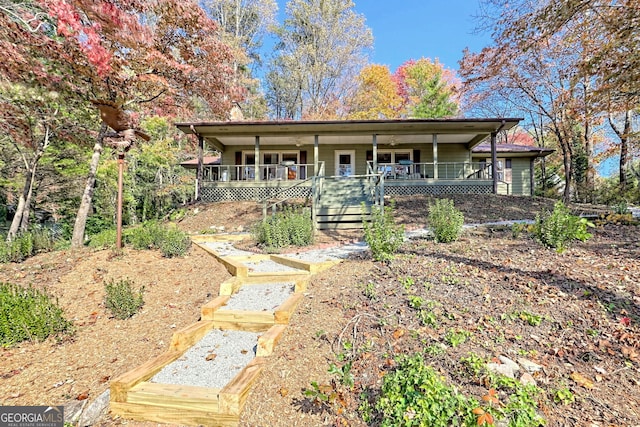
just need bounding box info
[176,118,521,202]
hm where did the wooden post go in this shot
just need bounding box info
[372,134,378,173]
[116,152,125,249]
[432,134,438,179]
[196,135,204,201]
[491,132,498,194]
[313,135,319,177]
[254,136,260,182]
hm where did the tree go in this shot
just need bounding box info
[200,0,277,67]
[608,109,639,191]
[471,0,640,200]
[266,0,373,119]
[395,58,460,118]
[348,64,404,120]
[0,82,90,240]
[200,0,278,119]
[461,0,614,202]
[492,0,640,108]
[34,0,242,247]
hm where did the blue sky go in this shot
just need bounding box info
[353,0,490,72]
[274,0,491,73]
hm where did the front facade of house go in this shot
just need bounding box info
[176,118,550,204]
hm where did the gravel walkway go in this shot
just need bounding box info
[220,282,295,311]
[201,241,254,257]
[151,329,259,389]
[244,259,302,273]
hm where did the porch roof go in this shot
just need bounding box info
[175,118,521,152]
[472,143,554,158]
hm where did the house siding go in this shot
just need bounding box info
[509,158,532,196]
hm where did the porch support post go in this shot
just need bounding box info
[372,134,378,173]
[432,134,438,179]
[196,134,204,201]
[491,131,498,194]
[254,136,260,182]
[314,135,319,176]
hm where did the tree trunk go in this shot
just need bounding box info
[6,129,49,241]
[8,159,39,240]
[19,171,35,232]
[71,123,106,248]
[562,146,572,203]
[608,110,632,192]
[619,110,631,190]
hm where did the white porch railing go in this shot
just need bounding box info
[367,161,492,180]
[202,163,313,182]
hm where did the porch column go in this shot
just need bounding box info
[196,134,204,200]
[314,135,319,176]
[254,136,260,182]
[491,132,498,194]
[372,134,378,173]
[432,134,438,179]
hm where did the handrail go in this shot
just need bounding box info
[260,176,315,219]
[261,161,325,220]
[497,180,511,195]
[366,161,491,180]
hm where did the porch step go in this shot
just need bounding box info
[314,177,376,230]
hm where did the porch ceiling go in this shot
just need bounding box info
[175,118,521,151]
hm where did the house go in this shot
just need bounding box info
[176,118,552,228]
[471,143,554,196]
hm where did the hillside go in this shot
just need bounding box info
[0,195,638,426]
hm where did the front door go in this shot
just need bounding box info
[335,150,355,177]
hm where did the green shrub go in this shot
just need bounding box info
[104,278,144,320]
[375,353,478,426]
[533,201,593,253]
[428,198,464,243]
[362,202,405,262]
[252,206,314,250]
[126,221,166,250]
[0,282,73,346]
[88,228,117,249]
[88,222,190,257]
[0,229,57,263]
[159,227,191,257]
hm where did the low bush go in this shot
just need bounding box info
[0,228,57,263]
[88,222,191,256]
[252,206,314,250]
[427,198,464,243]
[374,353,478,426]
[533,201,593,253]
[362,202,405,262]
[87,228,117,249]
[160,226,191,257]
[0,282,73,346]
[104,278,144,320]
